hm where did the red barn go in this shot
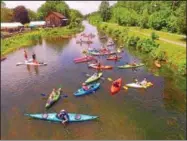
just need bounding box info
[45,11,68,27]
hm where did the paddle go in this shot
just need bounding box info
[107,77,128,90]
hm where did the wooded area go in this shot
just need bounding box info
[87,1,186,34]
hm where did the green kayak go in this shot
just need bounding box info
[45,88,61,108]
[85,72,103,84]
[117,63,144,69]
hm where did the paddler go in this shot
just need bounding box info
[57,109,69,125]
[32,52,38,64]
[24,49,28,61]
[113,81,120,87]
[82,83,89,91]
[140,78,148,86]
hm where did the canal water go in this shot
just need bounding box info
[1,21,186,139]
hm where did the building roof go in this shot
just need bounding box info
[47,11,66,19]
[1,22,23,28]
[29,21,46,26]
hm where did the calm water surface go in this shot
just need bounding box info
[1,21,186,140]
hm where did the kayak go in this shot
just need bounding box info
[89,50,116,56]
[107,43,115,46]
[74,56,95,63]
[24,113,98,123]
[117,63,144,69]
[85,72,103,84]
[76,40,93,44]
[154,60,161,68]
[45,88,61,108]
[88,63,113,70]
[16,61,47,66]
[100,36,107,39]
[74,83,100,96]
[107,56,122,60]
[126,82,153,89]
[111,78,122,95]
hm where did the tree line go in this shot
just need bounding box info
[1,1,83,25]
[87,1,186,34]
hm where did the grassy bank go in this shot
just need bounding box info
[1,25,84,56]
[95,22,186,76]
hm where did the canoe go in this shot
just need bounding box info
[117,63,144,69]
[89,50,116,56]
[107,56,122,60]
[74,83,100,96]
[45,88,61,108]
[85,72,103,84]
[16,61,47,66]
[74,56,95,63]
[111,78,122,95]
[88,64,113,70]
[24,113,98,123]
[126,82,153,89]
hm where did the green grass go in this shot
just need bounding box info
[129,27,186,45]
[1,25,84,56]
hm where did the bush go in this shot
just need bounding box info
[151,32,159,40]
[137,38,159,53]
[127,36,140,48]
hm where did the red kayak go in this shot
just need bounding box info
[74,56,95,63]
[107,56,122,60]
[88,63,113,70]
[111,78,122,95]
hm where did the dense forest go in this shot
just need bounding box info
[1,1,83,24]
[87,1,186,34]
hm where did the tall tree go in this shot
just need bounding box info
[1,2,13,22]
[99,1,111,22]
[13,6,30,24]
[27,9,38,21]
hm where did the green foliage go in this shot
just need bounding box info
[69,9,83,23]
[137,38,159,53]
[99,1,111,22]
[1,7,13,22]
[127,36,140,47]
[27,9,38,21]
[151,32,159,40]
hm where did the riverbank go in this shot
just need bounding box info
[1,25,84,56]
[94,22,186,76]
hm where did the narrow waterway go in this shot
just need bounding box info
[1,21,186,140]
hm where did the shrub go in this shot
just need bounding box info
[127,36,140,48]
[137,38,159,53]
[151,32,159,40]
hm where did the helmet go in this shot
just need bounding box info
[82,83,86,86]
[60,109,66,113]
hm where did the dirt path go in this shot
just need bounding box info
[130,30,186,47]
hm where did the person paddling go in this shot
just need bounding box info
[82,83,89,91]
[32,52,38,64]
[57,109,69,125]
[24,49,28,62]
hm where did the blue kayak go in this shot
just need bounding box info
[24,113,98,122]
[74,83,100,96]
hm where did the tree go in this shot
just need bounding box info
[69,9,83,22]
[1,6,14,22]
[27,9,38,21]
[13,6,30,24]
[99,1,111,22]
[139,9,149,28]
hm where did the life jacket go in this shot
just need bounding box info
[58,112,69,120]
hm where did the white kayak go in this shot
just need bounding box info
[126,82,153,89]
[16,61,47,66]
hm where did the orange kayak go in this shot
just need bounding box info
[111,78,122,95]
[88,64,113,70]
